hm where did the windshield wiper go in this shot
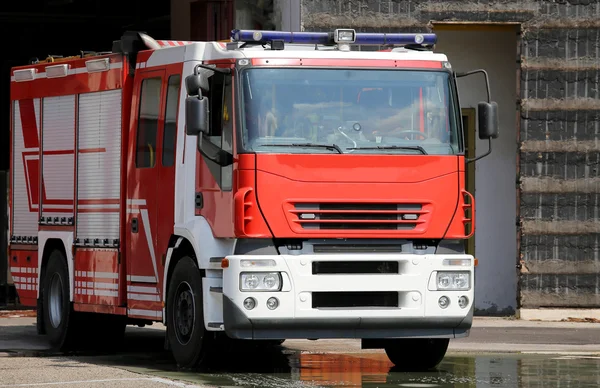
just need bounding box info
[259,143,343,154]
[346,145,428,155]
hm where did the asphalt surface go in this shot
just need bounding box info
[2,313,600,387]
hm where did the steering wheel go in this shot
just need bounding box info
[293,117,314,139]
[385,128,429,140]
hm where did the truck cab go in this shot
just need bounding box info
[180,28,499,370]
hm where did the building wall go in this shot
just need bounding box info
[171,0,298,40]
[435,27,519,314]
[301,0,600,310]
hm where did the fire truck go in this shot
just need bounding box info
[8,28,498,370]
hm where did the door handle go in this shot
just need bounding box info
[132,217,138,233]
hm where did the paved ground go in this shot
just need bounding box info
[2,312,600,387]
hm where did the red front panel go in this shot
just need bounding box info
[246,154,461,239]
[8,249,39,306]
[73,249,121,307]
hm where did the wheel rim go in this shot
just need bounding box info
[48,273,63,328]
[174,281,195,345]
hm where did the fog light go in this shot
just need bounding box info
[266,297,279,310]
[438,296,450,309]
[458,295,469,309]
[243,297,256,310]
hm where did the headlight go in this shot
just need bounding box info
[240,272,282,291]
[436,271,471,290]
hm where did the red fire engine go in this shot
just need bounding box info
[8,29,498,370]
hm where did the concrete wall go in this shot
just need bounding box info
[300,0,600,311]
[171,0,298,40]
[435,27,518,314]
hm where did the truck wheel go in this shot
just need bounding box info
[167,256,213,369]
[41,250,79,350]
[384,338,449,371]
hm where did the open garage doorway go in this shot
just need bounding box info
[434,24,520,315]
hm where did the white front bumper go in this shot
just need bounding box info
[221,253,474,340]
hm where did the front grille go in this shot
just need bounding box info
[312,261,400,275]
[312,291,399,308]
[289,202,427,231]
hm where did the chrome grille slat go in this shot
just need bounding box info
[289,202,427,231]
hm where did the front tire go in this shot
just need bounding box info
[167,256,213,369]
[384,338,449,371]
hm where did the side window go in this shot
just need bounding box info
[201,70,233,191]
[162,75,181,167]
[202,73,225,186]
[207,73,225,144]
[136,77,161,168]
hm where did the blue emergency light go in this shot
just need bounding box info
[230,29,437,46]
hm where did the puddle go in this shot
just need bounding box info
[75,346,600,387]
[0,310,37,319]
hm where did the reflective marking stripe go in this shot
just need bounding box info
[127,199,147,205]
[128,309,162,319]
[128,293,160,302]
[127,275,157,283]
[92,289,118,297]
[76,271,118,279]
[127,285,158,294]
[94,282,119,290]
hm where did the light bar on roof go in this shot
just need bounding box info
[85,58,110,73]
[14,68,36,82]
[46,64,69,78]
[232,29,329,44]
[354,32,436,45]
[230,29,437,46]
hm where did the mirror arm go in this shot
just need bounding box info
[455,69,491,103]
[466,138,492,164]
[193,63,231,76]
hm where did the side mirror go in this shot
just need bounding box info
[477,101,499,140]
[185,96,209,136]
[185,72,209,97]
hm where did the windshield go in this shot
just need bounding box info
[240,67,461,155]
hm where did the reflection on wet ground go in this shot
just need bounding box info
[67,331,600,388]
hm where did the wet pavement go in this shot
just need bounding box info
[57,346,600,387]
[3,315,600,387]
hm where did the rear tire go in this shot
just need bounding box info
[41,250,79,351]
[384,338,449,371]
[167,256,213,369]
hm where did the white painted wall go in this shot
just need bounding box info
[275,0,301,31]
[434,27,518,314]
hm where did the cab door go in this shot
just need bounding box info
[126,69,166,285]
